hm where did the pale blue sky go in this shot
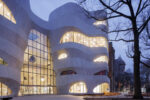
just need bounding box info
[30,0,133,72]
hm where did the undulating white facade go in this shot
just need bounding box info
[0,0,110,97]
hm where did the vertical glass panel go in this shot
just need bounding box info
[19,29,56,96]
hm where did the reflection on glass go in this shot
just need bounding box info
[19,29,56,96]
[93,83,109,93]
[60,31,108,48]
[58,53,67,60]
[0,82,12,96]
[93,56,108,63]
[0,0,16,24]
[69,82,87,93]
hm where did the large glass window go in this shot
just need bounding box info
[60,31,108,48]
[19,29,56,96]
[93,83,109,93]
[0,57,8,65]
[0,0,16,24]
[0,82,12,96]
[69,82,87,94]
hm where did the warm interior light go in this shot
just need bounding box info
[69,82,87,93]
[58,53,67,60]
[60,31,108,49]
[41,77,45,82]
[0,82,12,96]
[93,83,109,93]
[0,0,16,24]
[93,20,107,26]
[94,56,108,63]
[0,2,2,7]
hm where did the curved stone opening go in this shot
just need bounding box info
[93,55,108,63]
[93,83,109,93]
[0,57,8,66]
[94,70,108,75]
[60,70,77,75]
[0,0,16,24]
[0,82,12,96]
[69,81,87,94]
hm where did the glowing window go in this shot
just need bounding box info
[93,56,108,63]
[93,20,107,26]
[0,82,12,96]
[58,53,67,60]
[19,29,57,96]
[61,70,77,75]
[0,0,16,24]
[60,31,108,48]
[69,82,87,93]
[0,57,8,66]
[93,83,109,93]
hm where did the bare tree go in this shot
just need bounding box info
[76,0,150,99]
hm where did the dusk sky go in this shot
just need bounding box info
[30,0,133,72]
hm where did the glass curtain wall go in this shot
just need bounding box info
[0,83,12,96]
[19,29,56,96]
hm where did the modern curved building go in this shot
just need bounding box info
[0,0,109,97]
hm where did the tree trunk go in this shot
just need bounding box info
[133,21,143,99]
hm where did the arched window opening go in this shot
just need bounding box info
[0,0,16,24]
[93,20,107,26]
[93,83,109,93]
[0,82,12,96]
[60,70,77,75]
[69,82,87,93]
[94,70,107,75]
[60,31,108,49]
[58,53,68,60]
[0,57,8,66]
[93,56,108,63]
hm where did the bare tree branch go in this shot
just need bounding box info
[140,61,150,68]
[99,0,131,19]
[110,38,134,42]
[138,16,150,34]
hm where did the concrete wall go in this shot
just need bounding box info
[48,3,110,94]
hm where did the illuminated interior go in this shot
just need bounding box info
[0,57,8,65]
[93,83,109,93]
[69,82,87,93]
[0,0,16,24]
[19,29,56,96]
[60,31,108,48]
[93,20,107,26]
[0,82,12,96]
[93,56,108,63]
[58,53,67,60]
